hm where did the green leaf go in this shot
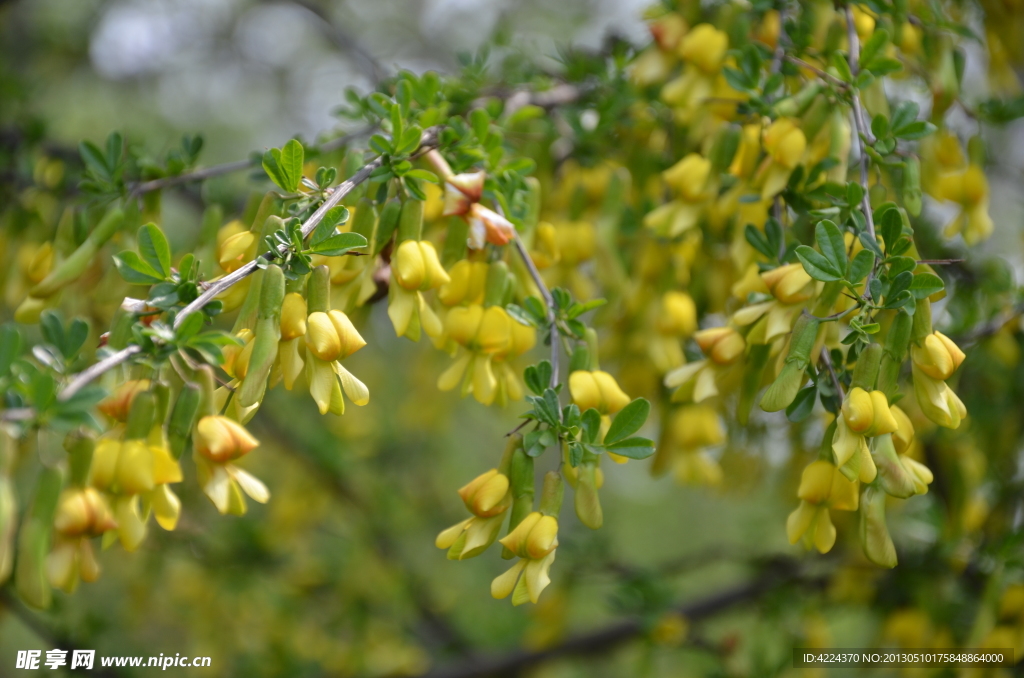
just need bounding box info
[114,251,164,285]
[0,324,21,376]
[893,121,936,140]
[40,311,65,352]
[138,223,172,278]
[745,224,775,260]
[887,256,917,277]
[888,271,914,299]
[603,437,656,460]
[395,126,423,156]
[176,312,204,341]
[796,246,843,282]
[870,114,889,139]
[65,318,89,358]
[604,398,650,445]
[567,298,607,319]
[815,219,848,276]
[890,101,920,132]
[786,385,817,422]
[79,141,110,180]
[859,28,890,69]
[308,232,367,257]
[404,168,438,183]
[858,232,884,258]
[279,139,304,191]
[310,206,350,247]
[849,250,875,283]
[581,408,601,444]
[524,361,552,395]
[830,51,854,83]
[909,272,945,299]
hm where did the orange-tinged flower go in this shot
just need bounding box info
[194,416,259,463]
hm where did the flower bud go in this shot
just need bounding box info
[304,310,366,362]
[279,293,307,341]
[569,370,630,415]
[477,306,514,355]
[797,460,835,505]
[21,242,54,285]
[760,263,814,304]
[393,240,427,290]
[842,387,898,437]
[890,405,915,455]
[911,331,965,381]
[194,416,259,463]
[217,230,255,273]
[457,469,510,517]
[656,291,697,336]
[447,304,485,347]
[662,154,711,203]
[439,260,488,306]
[763,119,806,169]
[694,327,745,364]
[912,365,967,429]
[53,488,116,537]
[678,24,728,74]
[222,329,253,379]
[115,440,155,495]
[499,511,559,560]
[97,380,151,422]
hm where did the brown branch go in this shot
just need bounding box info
[417,562,819,678]
[784,55,849,89]
[511,232,560,390]
[819,347,845,401]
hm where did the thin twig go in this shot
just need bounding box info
[511,233,560,389]
[50,127,441,405]
[784,55,849,89]
[770,6,789,74]
[844,4,877,245]
[417,562,820,678]
[916,258,965,265]
[819,347,845,401]
[128,127,372,197]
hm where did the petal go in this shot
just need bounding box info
[523,550,557,604]
[387,287,417,338]
[334,363,370,406]
[438,352,471,392]
[787,501,815,544]
[307,357,336,415]
[812,507,836,554]
[228,466,270,504]
[435,518,472,549]
[150,485,181,531]
[203,464,233,515]
[491,559,527,600]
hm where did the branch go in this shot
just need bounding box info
[48,127,441,405]
[128,127,373,197]
[819,347,845,401]
[511,233,560,389]
[785,55,849,90]
[844,4,877,245]
[417,562,819,678]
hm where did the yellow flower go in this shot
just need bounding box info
[279,293,308,341]
[436,469,512,560]
[457,469,510,517]
[832,388,896,482]
[438,260,488,306]
[568,370,630,415]
[934,165,993,244]
[787,460,859,553]
[678,24,728,74]
[694,327,745,365]
[53,488,117,538]
[760,118,807,199]
[194,416,260,463]
[97,380,151,422]
[393,240,450,291]
[911,331,966,381]
[217,230,256,273]
[304,310,366,362]
[652,405,724,485]
[912,364,967,429]
[760,263,815,305]
[492,512,559,606]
